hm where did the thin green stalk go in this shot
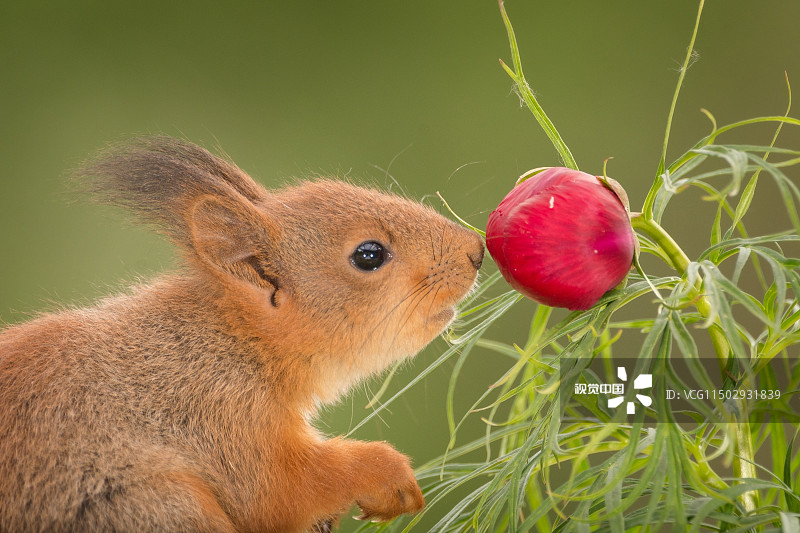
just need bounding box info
[630,215,691,274]
[498,0,578,170]
[630,214,728,366]
[643,0,705,219]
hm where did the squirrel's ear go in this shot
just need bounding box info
[189,195,283,301]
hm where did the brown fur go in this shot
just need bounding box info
[0,137,484,532]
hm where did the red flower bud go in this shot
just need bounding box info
[486,167,635,310]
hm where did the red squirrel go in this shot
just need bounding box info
[0,137,484,532]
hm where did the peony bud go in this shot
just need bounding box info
[486,167,635,310]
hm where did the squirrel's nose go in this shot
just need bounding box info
[467,246,484,271]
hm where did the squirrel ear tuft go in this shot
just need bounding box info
[189,195,281,296]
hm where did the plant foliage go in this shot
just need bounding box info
[356,1,800,530]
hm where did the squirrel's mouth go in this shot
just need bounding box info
[429,306,455,326]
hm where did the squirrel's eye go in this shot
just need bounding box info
[351,241,389,271]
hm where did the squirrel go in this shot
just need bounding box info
[0,136,484,532]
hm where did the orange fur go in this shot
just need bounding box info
[0,137,483,532]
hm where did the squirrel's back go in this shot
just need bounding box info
[0,275,279,531]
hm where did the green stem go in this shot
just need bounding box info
[643,0,705,219]
[630,216,690,273]
[498,0,578,170]
[630,213,757,512]
[630,215,730,363]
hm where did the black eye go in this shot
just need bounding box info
[351,241,388,271]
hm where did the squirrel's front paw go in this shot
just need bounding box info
[353,441,425,522]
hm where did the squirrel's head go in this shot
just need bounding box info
[81,137,483,404]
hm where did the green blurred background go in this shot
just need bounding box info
[1,1,799,529]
